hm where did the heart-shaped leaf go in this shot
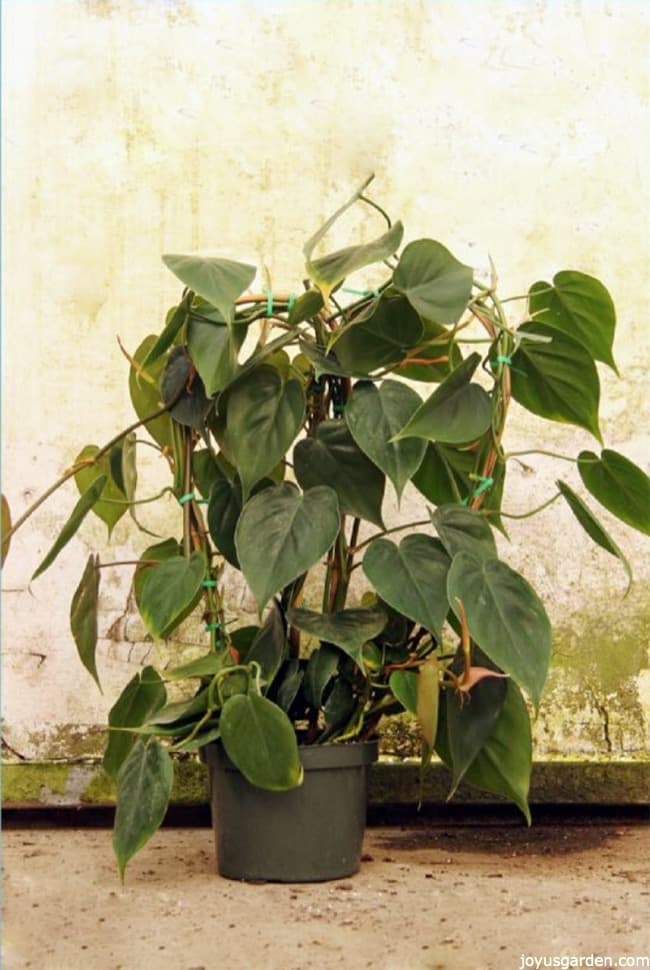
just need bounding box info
[557,480,632,590]
[447,552,551,710]
[362,534,450,639]
[511,323,602,442]
[307,222,403,301]
[303,645,340,709]
[345,380,426,501]
[162,254,256,325]
[113,739,173,881]
[389,669,418,715]
[577,449,650,536]
[161,347,211,429]
[138,552,205,639]
[412,443,474,506]
[432,504,497,560]
[226,367,305,500]
[219,693,303,790]
[332,296,424,375]
[393,239,473,325]
[32,475,107,580]
[235,483,340,613]
[298,339,360,379]
[287,603,387,667]
[288,289,324,325]
[70,554,101,692]
[75,446,127,536]
[394,353,492,445]
[142,293,192,368]
[529,272,617,373]
[133,538,182,611]
[247,602,288,690]
[103,667,167,780]
[128,335,174,449]
[294,420,385,528]
[187,313,246,397]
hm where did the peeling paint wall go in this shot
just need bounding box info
[2,0,649,764]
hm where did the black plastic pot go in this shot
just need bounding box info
[204,738,379,882]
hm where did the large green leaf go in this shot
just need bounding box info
[298,339,356,379]
[412,443,474,506]
[70,554,101,691]
[307,222,403,300]
[447,552,551,710]
[207,478,243,568]
[345,380,426,501]
[287,603,387,667]
[437,680,532,823]
[303,645,340,708]
[187,313,246,396]
[164,651,227,681]
[529,272,617,373]
[103,667,167,780]
[323,679,356,734]
[511,322,602,441]
[192,448,233,497]
[32,475,107,580]
[226,367,305,500]
[432,504,497,560]
[74,446,127,536]
[235,483,340,613]
[138,552,205,639]
[389,669,418,715]
[294,420,385,528]
[362,534,450,639]
[393,353,492,445]
[162,254,256,325]
[113,739,174,881]
[128,335,173,449]
[393,239,473,325]
[247,602,288,689]
[577,449,650,536]
[160,347,211,429]
[133,538,182,611]
[557,480,632,590]
[219,693,303,790]
[332,295,423,375]
[141,294,191,368]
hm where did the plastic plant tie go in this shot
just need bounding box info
[202,580,218,588]
[494,355,512,366]
[461,475,494,505]
[205,621,222,632]
[266,290,273,317]
[178,492,208,505]
[287,292,296,313]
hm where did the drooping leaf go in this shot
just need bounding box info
[303,644,340,708]
[226,367,305,499]
[332,295,423,375]
[2,494,11,566]
[294,420,385,528]
[287,603,387,667]
[75,446,127,536]
[302,173,375,288]
[345,380,426,501]
[138,552,205,639]
[32,475,107,580]
[529,272,617,373]
[307,222,403,301]
[393,239,473,325]
[146,687,210,727]
[187,313,246,397]
[220,693,303,790]
[557,480,632,590]
[141,294,192,368]
[323,678,357,734]
[431,504,497,560]
[362,534,450,639]
[247,602,288,689]
[113,739,174,881]
[162,254,256,325]
[103,667,167,780]
[416,656,440,769]
[133,538,182,611]
[235,483,340,613]
[511,322,602,442]
[447,552,551,710]
[160,347,211,429]
[393,353,492,445]
[275,659,304,713]
[70,554,101,691]
[128,335,173,449]
[411,443,474,506]
[577,449,650,536]
[389,669,418,715]
[207,478,243,568]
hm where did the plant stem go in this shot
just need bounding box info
[504,448,582,463]
[349,519,431,555]
[486,491,562,520]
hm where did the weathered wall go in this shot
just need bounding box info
[2,0,648,764]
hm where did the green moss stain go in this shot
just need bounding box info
[2,763,71,801]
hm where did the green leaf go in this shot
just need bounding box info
[220,693,303,790]
[75,446,127,536]
[226,367,305,500]
[511,323,602,441]
[396,335,463,383]
[162,254,256,325]
[133,538,182,612]
[323,679,356,734]
[389,670,418,715]
[32,475,107,580]
[362,534,450,639]
[529,272,617,373]
[298,339,359,379]
[437,680,532,822]
[192,448,232,497]
[207,477,243,568]
[294,420,385,528]
[235,483,340,613]
[287,603,387,667]
[70,554,102,691]
[393,239,473,325]
[247,602,288,689]
[160,347,211,429]
[141,295,191,368]
[394,353,492,445]
[577,449,650,536]
[103,667,166,780]
[164,651,227,681]
[187,313,246,396]
[432,504,497,560]
[557,480,632,590]
[416,657,440,765]
[332,295,423,375]
[307,222,404,300]
[447,552,551,710]
[288,289,324,325]
[345,380,426,501]
[275,659,304,713]
[1,494,11,566]
[113,739,173,881]
[303,645,340,708]
[138,552,205,639]
[412,443,474,506]
[128,335,173,449]
[147,687,211,727]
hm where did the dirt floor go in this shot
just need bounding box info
[2,820,649,970]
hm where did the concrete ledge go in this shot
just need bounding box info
[2,758,648,808]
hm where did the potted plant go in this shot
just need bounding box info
[4,176,648,883]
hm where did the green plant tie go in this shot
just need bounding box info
[287,292,296,313]
[493,355,512,366]
[178,492,208,505]
[202,580,218,588]
[461,475,494,505]
[205,621,222,632]
[341,287,380,298]
[266,290,273,317]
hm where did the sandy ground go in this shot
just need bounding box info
[2,821,649,970]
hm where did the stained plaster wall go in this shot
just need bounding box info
[2,0,648,769]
